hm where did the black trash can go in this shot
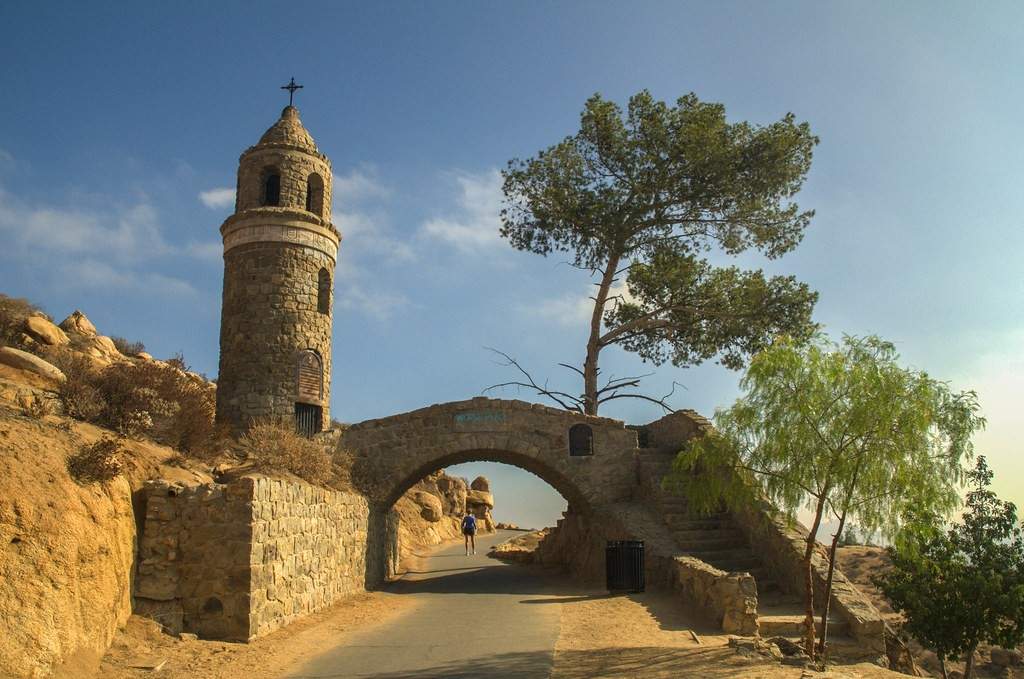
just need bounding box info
[606,540,645,592]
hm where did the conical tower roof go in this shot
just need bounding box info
[255,105,319,154]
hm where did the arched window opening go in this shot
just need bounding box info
[317,268,331,315]
[262,170,281,206]
[306,173,324,216]
[295,349,324,437]
[569,424,594,456]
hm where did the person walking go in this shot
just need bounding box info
[461,512,477,555]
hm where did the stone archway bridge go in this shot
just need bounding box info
[343,396,640,513]
[133,396,885,655]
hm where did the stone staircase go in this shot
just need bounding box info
[637,449,851,641]
[660,495,779,594]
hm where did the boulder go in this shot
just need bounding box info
[59,310,98,336]
[410,490,443,522]
[23,316,69,346]
[470,475,490,492]
[0,347,65,383]
[436,475,468,515]
[991,648,1023,667]
[465,489,494,509]
[135,352,154,361]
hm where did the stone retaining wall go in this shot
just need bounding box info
[135,476,397,641]
[671,557,758,635]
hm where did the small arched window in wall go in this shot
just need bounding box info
[317,268,331,314]
[306,173,324,216]
[295,350,324,438]
[262,169,281,206]
[569,423,594,456]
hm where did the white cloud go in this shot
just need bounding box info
[185,241,222,261]
[198,187,235,209]
[333,168,391,203]
[0,190,171,262]
[0,148,13,171]
[335,284,408,321]
[338,210,415,263]
[420,169,504,252]
[522,281,636,327]
[60,259,199,297]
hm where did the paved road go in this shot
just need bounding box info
[289,530,570,678]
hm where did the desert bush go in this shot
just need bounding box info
[240,419,333,485]
[109,336,146,356]
[47,350,222,456]
[68,437,124,482]
[166,351,189,371]
[22,394,51,419]
[0,293,45,350]
[49,351,106,421]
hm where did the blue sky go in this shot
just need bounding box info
[1,2,1021,530]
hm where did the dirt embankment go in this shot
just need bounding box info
[0,401,212,678]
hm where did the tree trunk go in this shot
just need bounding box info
[803,494,828,659]
[964,644,977,678]
[817,509,847,656]
[582,253,621,416]
[938,654,948,679]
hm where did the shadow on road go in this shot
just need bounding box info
[290,646,746,679]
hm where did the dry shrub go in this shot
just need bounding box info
[23,394,51,419]
[68,437,124,482]
[49,352,106,421]
[240,419,333,485]
[48,350,223,457]
[0,293,46,350]
[109,336,146,356]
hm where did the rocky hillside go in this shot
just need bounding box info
[0,313,216,679]
[393,471,496,570]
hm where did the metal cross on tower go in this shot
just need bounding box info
[281,77,303,106]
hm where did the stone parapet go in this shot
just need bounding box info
[671,557,759,635]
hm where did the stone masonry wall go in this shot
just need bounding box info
[135,476,396,641]
[249,478,380,638]
[216,241,334,430]
[135,480,253,640]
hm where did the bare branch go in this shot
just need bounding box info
[483,347,584,412]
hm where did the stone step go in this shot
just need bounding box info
[707,556,764,573]
[664,513,731,530]
[675,540,749,557]
[746,570,784,595]
[671,528,746,543]
[757,615,850,639]
[683,546,758,562]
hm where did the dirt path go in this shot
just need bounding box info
[97,591,414,679]
[99,534,911,679]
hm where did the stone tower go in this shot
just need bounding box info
[215,105,339,434]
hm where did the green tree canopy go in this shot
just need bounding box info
[666,334,984,658]
[876,457,1024,679]
[499,91,819,414]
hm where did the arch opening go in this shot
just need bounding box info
[317,268,331,314]
[383,447,590,517]
[306,172,324,216]
[261,168,281,206]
